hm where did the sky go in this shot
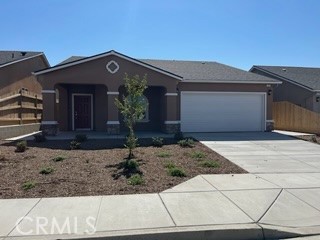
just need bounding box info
[1,0,320,70]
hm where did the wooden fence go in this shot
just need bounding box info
[0,89,42,126]
[273,101,320,134]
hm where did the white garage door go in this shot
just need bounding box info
[181,92,265,132]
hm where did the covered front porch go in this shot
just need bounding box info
[35,52,182,136]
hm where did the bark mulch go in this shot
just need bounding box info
[0,138,246,199]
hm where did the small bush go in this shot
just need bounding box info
[75,134,88,142]
[157,151,171,158]
[311,135,318,143]
[199,160,220,168]
[174,131,184,141]
[152,137,164,147]
[127,174,144,185]
[22,181,36,190]
[70,141,81,150]
[16,140,27,152]
[124,159,139,170]
[52,156,65,162]
[178,138,195,148]
[34,134,46,142]
[191,151,206,159]
[168,167,186,177]
[164,161,176,169]
[39,167,54,175]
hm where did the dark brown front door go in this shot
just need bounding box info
[74,95,92,130]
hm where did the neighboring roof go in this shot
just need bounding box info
[252,65,320,91]
[0,51,46,67]
[35,50,280,84]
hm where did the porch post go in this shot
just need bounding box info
[41,90,58,135]
[106,91,120,134]
[164,91,180,134]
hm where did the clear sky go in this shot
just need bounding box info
[1,0,319,70]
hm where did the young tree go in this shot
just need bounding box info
[115,73,148,159]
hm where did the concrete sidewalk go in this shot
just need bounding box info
[1,173,320,240]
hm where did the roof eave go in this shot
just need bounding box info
[182,80,282,84]
[0,53,45,69]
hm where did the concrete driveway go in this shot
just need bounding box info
[191,132,320,173]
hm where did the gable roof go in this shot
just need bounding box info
[0,51,48,68]
[251,65,320,91]
[34,50,280,84]
[34,50,182,80]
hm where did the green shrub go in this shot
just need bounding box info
[174,131,184,141]
[152,137,164,147]
[70,141,81,150]
[16,140,27,152]
[164,161,176,169]
[127,174,144,185]
[124,159,139,170]
[191,151,206,159]
[199,160,220,168]
[157,151,171,158]
[22,181,36,190]
[167,167,186,177]
[39,167,54,175]
[34,134,46,142]
[178,138,195,148]
[52,156,65,162]
[75,134,88,142]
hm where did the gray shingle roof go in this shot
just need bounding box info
[0,51,42,66]
[253,66,320,91]
[139,59,278,83]
[57,54,279,83]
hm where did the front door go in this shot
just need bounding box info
[73,95,92,130]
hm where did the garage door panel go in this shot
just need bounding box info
[181,92,265,132]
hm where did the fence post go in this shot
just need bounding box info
[19,89,23,125]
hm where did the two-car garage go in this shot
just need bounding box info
[180,91,266,132]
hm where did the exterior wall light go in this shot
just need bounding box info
[268,89,272,96]
[316,96,320,102]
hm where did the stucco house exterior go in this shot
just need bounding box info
[34,50,280,135]
[0,51,49,96]
[250,66,320,113]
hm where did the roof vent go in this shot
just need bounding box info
[21,52,27,56]
[282,68,287,72]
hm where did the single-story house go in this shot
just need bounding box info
[33,50,281,135]
[250,66,320,113]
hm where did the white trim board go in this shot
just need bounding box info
[71,93,94,131]
[182,80,281,84]
[42,90,55,94]
[33,50,183,80]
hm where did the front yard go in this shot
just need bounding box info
[0,138,245,199]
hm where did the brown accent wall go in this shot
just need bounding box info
[0,55,48,96]
[178,82,273,120]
